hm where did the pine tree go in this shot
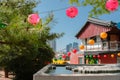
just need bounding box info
[0,0,63,80]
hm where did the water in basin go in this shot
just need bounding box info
[45,64,120,75]
[46,66,73,74]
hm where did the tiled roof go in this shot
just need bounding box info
[75,17,116,38]
[87,17,115,27]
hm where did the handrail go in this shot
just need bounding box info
[84,41,120,51]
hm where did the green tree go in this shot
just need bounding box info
[0,0,63,80]
[69,0,120,17]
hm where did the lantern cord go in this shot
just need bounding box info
[39,6,78,14]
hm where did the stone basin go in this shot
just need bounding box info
[33,64,120,80]
[73,64,120,73]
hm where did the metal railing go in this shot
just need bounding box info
[84,41,120,51]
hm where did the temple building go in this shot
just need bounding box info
[70,17,120,64]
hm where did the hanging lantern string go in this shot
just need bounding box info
[39,6,79,14]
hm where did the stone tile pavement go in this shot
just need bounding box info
[0,71,12,80]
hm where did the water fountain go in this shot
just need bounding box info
[33,64,120,80]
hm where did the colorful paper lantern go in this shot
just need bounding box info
[66,6,78,18]
[27,13,40,25]
[100,32,108,39]
[62,54,66,59]
[105,0,119,11]
[111,54,114,58]
[59,57,62,60]
[104,54,107,58]
[93,55,96,58]
[85,55,88,58]
[67,52,71,57]
[97,55,100,58]
[59,60,64,64]
[117,22,120,29]
[55,58,57,61]
[89,55,93,58]
[118,53,120,57]
[88,39,95,45]
[72,49,77,54]
[79,45,85,50]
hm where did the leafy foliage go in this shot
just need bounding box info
[0,0,64,80]
[69,0,120,17]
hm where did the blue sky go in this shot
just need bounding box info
[35,0,120,51]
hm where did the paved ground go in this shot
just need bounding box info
[0,71,12,80]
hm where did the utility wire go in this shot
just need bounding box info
[39,6,77,14]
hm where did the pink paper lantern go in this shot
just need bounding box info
[62,54,66,59]
[66,6,78,18]
[105,0,119,11]
[72,49,77,54]
[97,55,100,58]
[104,54,107,58]
[67,52,71,57]
[27,13,40,25]
[93,55,96,58]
